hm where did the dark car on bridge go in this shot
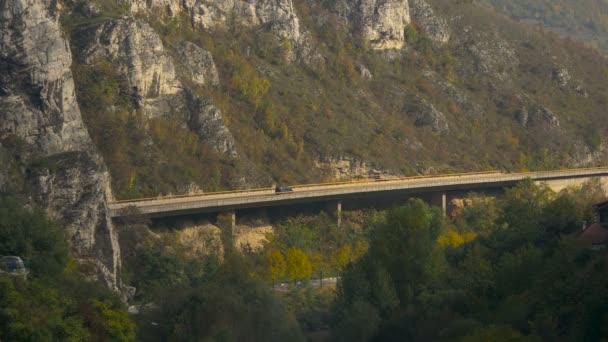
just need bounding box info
[275,186,294,193]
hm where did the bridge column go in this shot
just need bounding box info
[326,201,343,228]
[430,192,447,217]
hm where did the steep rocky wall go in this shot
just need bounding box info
[408,0,449,43]
[75,17,237,156]
[78,19,181,114]
[0,0,90,154]
[329,0,448,49]
[127,0,302,42]
[333,0,411,50]
[0,0,121,290]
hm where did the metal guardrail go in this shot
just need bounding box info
[108,167,608,217]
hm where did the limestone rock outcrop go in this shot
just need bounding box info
[176,41,220,87]
[406,98,449,133]
[408,0,449,43]
[235,225,274,253]
[0,0,121,289]
[28,152,120,289]
[315,156,397,180]
[515,96,560,129]
[185,92,237,156]
[0,0,91,154]
[329,0,448,49]
[127,0,302,43]
[77,18,236,156]
[333,0,411,50]
[176,223,223,258]
[78,19,181,114]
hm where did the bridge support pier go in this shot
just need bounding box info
[326,201,343,228]
[430,192,447,217]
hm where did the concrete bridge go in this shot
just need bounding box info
[109,168,608,226]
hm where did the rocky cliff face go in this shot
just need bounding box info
[330,0,448,49]
[408,0,449,43]
[333,0,411,50]
[78,19,181,115]
[128,0,303,43]
[0,0,90,154]
[0,0,121,289]
[176,41,220,87]
[76,17,236,156]
[315,156,397,180]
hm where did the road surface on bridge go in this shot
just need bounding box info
[108,168,608,218]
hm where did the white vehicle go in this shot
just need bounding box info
[0,256,29,278]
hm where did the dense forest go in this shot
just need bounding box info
[82,178,608,341]
[0,195,135,341]
[2,176,608,340]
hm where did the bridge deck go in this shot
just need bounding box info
[108,168,608,218]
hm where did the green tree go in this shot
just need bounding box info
[370,199,445,299]
[89,300,136,342]
[459,244,494,296]
[404,24,419,47]
[142,255,305,341]
[332,300,380,342]
[463,325,528,342]
[0,195,69,278]
[494,244,543,297]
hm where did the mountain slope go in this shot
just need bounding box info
[58,0,608,199]
[484,0,608,51]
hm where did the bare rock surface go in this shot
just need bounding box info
[176,224,223,258]
[77,18,236,156]
[0,0,121,290]
[333,0,411,50]
[408,0,449,43]
[79,19,181,113]
[176,41,220,87]
[234,225,273,253]
[406,98,449,133]
[186,92,238,156]
[127,0,303,43]
[315,156,398,180]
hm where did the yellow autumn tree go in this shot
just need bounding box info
[352,240,369,261]
[330,245,352,273]
[309,251,329,282]
[285,247,312,282]
[267,249,286,285]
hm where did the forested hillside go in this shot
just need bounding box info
[332,179,608,341]
[114,178,608,340]
[3,1,608,340]
[485,0,608,51]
